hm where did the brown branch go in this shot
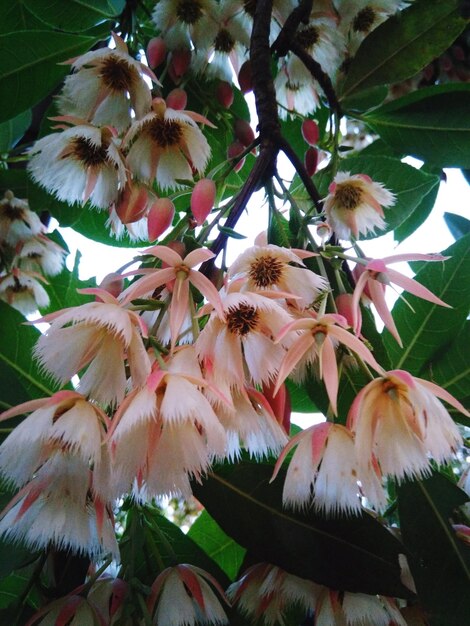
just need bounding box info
[278,136,322,212]
[271,0,313,57]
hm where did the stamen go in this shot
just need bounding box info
[145,118,184,147]
[227,303,259,336]
[334,182,363,210]
[214,28,235,53]
[176,0,203,24]
[248,255,284,288]
[70,138,109,167]
[352,6,376,33]
[99,55,135,91]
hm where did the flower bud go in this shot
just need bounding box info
[304,147,319,176]
[166,88,187,110]
[148,198,175,241]
[238,60,252,93]
[262,380,291,434]
[191,178,216,225]
[301,119,320,146]
[99,273,124,298]
[316,221,332,244]
[115,183,149,224]
[146,37,166,69]
[234,119,255,147]
[227,141,246,172]
[336,293,361,333]
[169,48,191,82]
[216,81,234,108]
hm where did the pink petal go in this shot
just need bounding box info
[0,398,48,422]
[311,422,332,467]
[120,267,176,304]
[271,427,313,482]
[169,277,190,349]
[386,268,451,308]
[77,287,119,304]
[142,245,183,266]
[368,278,403,347]
[380,253,449,264]
[415,377,470,417]
[189,271,225,319]
[177,565,205,610]
[328,325,384,374]
[320,338,339,415]
[184,247,216,268]
[182,110,217,128]
[274,333,315,395]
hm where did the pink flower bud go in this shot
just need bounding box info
[304,147,319,176]
[166,88,187,110]
[115,183,149,224]
[301,119,320,146]
[148,198,175,241]
[191,179,216,225]
[216,81,234,108]
[234,119,255,147]
[99,273,124,298]
[238,60,252,93]
[336,293,361,333]
[227,141,246,172]
[146,37,167,69]
[169,48,191,82]
[263,380,291,435]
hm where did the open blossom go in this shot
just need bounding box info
[120,245,224,350]
[124,98,212,190]
[147,564,228,626]
[348,370,467,489]
[28,123,127,210]
[324,172,396,241]
[152,0,219,50]
[34,288,151,405]
[315,587,406,626]
[15,234,66,277]
[228,244,327,308]
[274,60,320,119]
[58,32,156,132]
[228,563,319,626]
[109,347,227,499]
[0,190,43,245]
[351,253,450,347]
[272,422,362,514]
[274,312,382,415]
[196,288,294,390]
[0,269,49,314]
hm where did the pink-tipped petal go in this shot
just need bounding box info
[274,333,315,395]
[385,268,451,308]
[169,277,190,349]
[320,338,339,415]
[120,267,176,304]
[188,271,225,319]
[142,245,183,266]
[368,279,403,347]
[416,377,470,417]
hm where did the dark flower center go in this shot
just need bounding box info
[145,118,184,147]
[100,55,135,92]
[214,28,235,53]
[334,182,363,210]
[297,25,320,50]
[249,255,284,288]
[227,303,259,336]
[352,6,376,33]
[176,0,203,23]
[70,137,109,167]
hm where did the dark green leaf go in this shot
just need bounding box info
[340,0,467,99]
[192,460,412,598]
[0,2,49,34]
[217,225,247,240]
[342,85,388,113]
[23,0,124,32]
[0,110,31,153]
[383,233,470,375]
[285,380,318,414]
[0,30,99,123]
[394,174,440,243]
[398,473,470,626]
[444,212,470,240]
[188,510,246,581]
[364,85,470,167]
[42,251,96,315]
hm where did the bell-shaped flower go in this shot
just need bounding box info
[324,172,395,241]
[272,422,362,515]
[34,288,151,405]
[228,243,327,308]
[58,32,157,131]
[124,98,212,190]
[0,190,43,246]
[15,233,67,277]
[152,0,219,51]
[147,564,228,626]
[274,312,382,415]
[351,253,451,347]
[348,369,468,489]
[0,268,50,315]
[315,587,406,626]
[120,245,223,350]
[28,122,127,210]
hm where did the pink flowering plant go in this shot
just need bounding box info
[1,1,470,624]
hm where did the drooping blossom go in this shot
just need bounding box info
[315,587,407,626]
[274,60,321,119]
[228,243,327,308]
[28,122,127,210]
[196,287,294,391]
[58,32,156,131]
[272,422,363,514]
[14,234,67,277]
[274,312,382,415]
[124,98,212,190]
[0,190,43,246]
[34,288,151,405]
[147,564,228,626]
[348,369,467,489]
[351,253,450,346]
[0,268,50,315]
[227,563,319,626]
[152,0,219,51]
[109,346,227,500]
[324,172,396,241]
[120,245,224,349]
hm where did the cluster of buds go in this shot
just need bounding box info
[0,190,66,315]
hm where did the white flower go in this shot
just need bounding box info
[15,234,66,276]
[0,190,43,246]
[28,123,127,210]
[152,0,219,50]
[274,59,320,119]
[0,269,49,315]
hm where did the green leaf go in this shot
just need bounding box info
[0,302,58,408]
[342,85,388,113]
[188,510,246,581]
[285,380,318,414]
[394,172,440,243]
[0,30,99,123]
[364,85,470,168]
[217,225,247,240]
[0,110,31,153]
[23,0,124,32]
[315,155,440,240]
[42,251,96,315]
[0,491,39,579]
[383,233,470,375]
[0,567,41,610]
[444,212,470,240]
[0,2,49,34]
[339,0,467,99]
[398,473,470,626]
[192,460,413,598]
